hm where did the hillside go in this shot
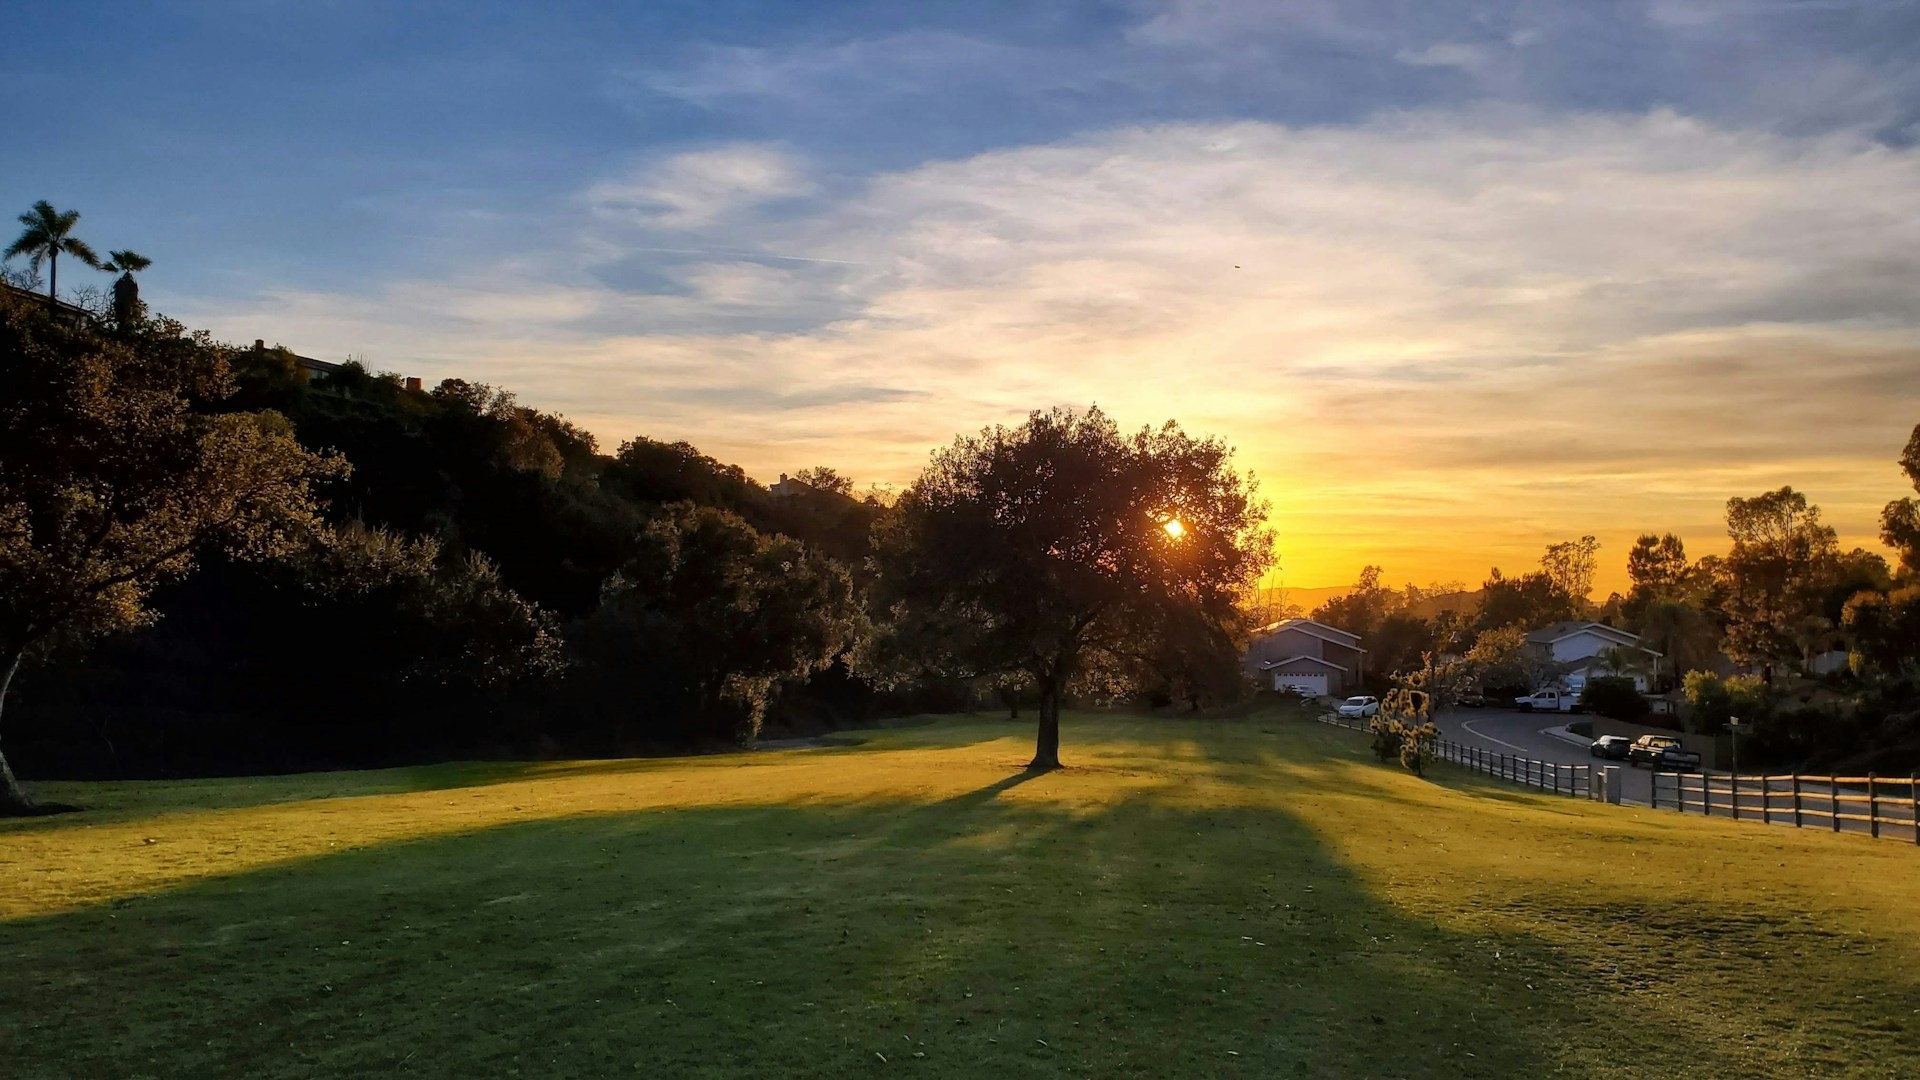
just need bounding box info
[5,708,1916,1077]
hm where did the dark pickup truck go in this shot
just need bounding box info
[1626,734,1701,771]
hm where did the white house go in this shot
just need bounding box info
[1243,618,1366,698]
[1524,620,1662,691]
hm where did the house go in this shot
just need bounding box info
[2,280,94,327]
[769,473,811,499]
[1524,620,1663,692]
[1244,617,1366,698]
[249,339,424,390]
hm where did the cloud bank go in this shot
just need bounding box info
[185,109,1920,588]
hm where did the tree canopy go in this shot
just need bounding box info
[872,406,1272,769]
[577,503,862,745]
[0,292,344,806]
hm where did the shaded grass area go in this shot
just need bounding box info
[4,710,1919,1078]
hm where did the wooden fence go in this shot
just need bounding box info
[1651,770,1920,842]
[1317,712,1596,800]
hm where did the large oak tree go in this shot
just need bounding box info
[872,406,1272,770]
[0,293,344,809]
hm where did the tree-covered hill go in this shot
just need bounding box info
[2,295,895,781]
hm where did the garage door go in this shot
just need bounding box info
[1273,673,1327,697]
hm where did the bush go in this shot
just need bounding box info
[1681,670,1772,735]
[1567,719,1594,737]
[1370,688,1438,774]
[1583,676,1649,721]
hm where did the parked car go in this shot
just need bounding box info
[1336,696,1380,719]
[1588,735,1632,760]
[1625,734,1701,771]
[1457,690,1487,708]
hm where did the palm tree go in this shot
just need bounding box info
[103,249,152,325]
[4,201,102,303]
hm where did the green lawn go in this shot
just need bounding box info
[4,709,1918,1078]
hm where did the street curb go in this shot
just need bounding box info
[1543,722,1589,749]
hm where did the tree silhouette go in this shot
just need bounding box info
[103,249,152,326]
[4,201,101,304]
[873,406,1271,770]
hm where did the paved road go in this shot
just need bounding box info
[1435,708,1651,805]
[1432,708,1918,840]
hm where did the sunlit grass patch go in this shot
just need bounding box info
[3,709,1917,1078]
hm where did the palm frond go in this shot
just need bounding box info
[23,200,59,229]
[2,232,41,261]
[107,249,152,273]
[61,237,103,269]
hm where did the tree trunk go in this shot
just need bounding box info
[0,650,31,810]
[47,252,57,304]
[1027,676,1061,771]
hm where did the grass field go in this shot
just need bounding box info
[4,708,1919,1078]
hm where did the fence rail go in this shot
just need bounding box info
[1317,711,1920,845]
[1317,711,1596,800]
[1651,770,1920,843]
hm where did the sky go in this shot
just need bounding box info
[8,1,1920,593]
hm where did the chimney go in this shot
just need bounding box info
[254,339,265,352]
[405,376,423,392]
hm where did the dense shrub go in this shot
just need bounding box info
[1583,676,1650,721]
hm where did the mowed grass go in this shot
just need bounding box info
[4,710,1919,1078]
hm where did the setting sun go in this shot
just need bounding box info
[1163,518,1185,539]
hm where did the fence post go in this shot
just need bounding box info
[1650,771,1659,810]
[1732,771,1741,822]
[1761,776,1771,825]
[1703,772,1712,817]
[1792,775,1802,828]
[1831,775,1841,833]
[1911,773,1918,847]
[1869,773,1879,839]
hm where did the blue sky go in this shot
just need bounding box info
[8,1,1920,587]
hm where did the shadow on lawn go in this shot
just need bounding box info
[6,772,1615,1080]
[0,719,1030,834]
[8,742,1913,1078]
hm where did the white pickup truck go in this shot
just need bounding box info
[1514,687,1582,713]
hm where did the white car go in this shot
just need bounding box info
[1336,695,1380,719]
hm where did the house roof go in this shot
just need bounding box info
[1526,621,1637,646]
[295,353,342,377]
[2,281,94,325]
[1527,620,1664,657]
[1254,617,1362,647]
[1259,655,1350,674]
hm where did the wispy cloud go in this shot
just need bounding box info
[586,144,816,229]
[1396,43,1493,71]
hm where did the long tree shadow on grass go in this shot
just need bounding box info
[0,718,1030,834]
[4,774,1914,1079]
